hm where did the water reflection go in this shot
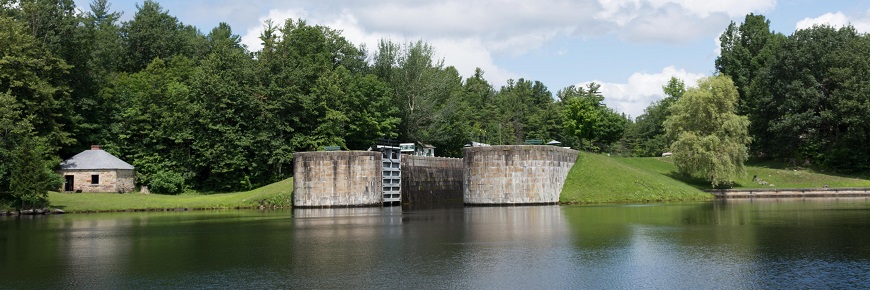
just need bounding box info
[561,199,870,288]
[458,206,572,289]
[2,200,870,288]
[59,217,135,287]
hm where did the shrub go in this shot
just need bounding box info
[149,171,184,195]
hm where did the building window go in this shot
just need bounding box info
[91,174,100,185]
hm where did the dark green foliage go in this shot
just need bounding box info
[121,0,202,72]
[10,135,61,208]
[750,25,870,171]
[0,14,73,152]
[561,84,627,151]
[455,68,499,149]
[713,13,870,173]
[108,57,197,189]
[71,0,126,153]
[0,13,68,207]
[497,79,558,144]
[148,170,184,195]
[4,0,868,194]
[414,66,466,156]
[715,13,779,113]
[629,77,685,156]
[373,40,452,143]
[1,0,633,193]
[189,24,260,191]
[0,93,21,194]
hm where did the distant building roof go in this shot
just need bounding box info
[59,146,134,170]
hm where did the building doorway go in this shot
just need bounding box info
[64,175,74,192]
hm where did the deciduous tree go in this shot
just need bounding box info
[631,77,685,156]
[561,83,626,151]
[664,76,750,187]
[750,25,870,171]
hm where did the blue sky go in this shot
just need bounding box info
[73,0,870,118]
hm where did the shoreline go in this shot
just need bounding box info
[8,189,870,215]
[706,187,870,198]
[0,204,291,216]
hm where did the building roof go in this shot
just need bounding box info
[60,148,134,170]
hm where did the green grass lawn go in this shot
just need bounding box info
[736,160,870,189]
[560,153,870,204]
[48,178,293,212]
[45,155,870,211]
[560,153,711,204]
[626,157,870,189]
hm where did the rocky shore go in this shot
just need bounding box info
[0,208,65,216]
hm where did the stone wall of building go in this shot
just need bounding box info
[115,170,136,193]
[60,169,135,193]
[293,151,382,207]
[463,145,578,205]
[401,155,463,206]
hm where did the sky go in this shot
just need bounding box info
[73,0,870,119]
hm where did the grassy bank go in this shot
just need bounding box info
[619,157,870,189]
[561,153,870,204]
[731,160,870,189]
[560,153,711,204]
[45,155,870,212]
[48,178,293,213]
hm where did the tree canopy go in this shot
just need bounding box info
[664,76,750,187]
[16,1,863,205]
[1,0,636,206]
[561,83,627,151]
[627,13,870,176]
[0,12,68,208]
[714,15,870,172]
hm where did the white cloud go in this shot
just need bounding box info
[233,0,767,86]
[239,8,517,86]
[796,10,870,33]
[578,66,705,119]
[598,0,775,43]
[597,0,775,20]
[619,3,730,43]
[652,0,776,18]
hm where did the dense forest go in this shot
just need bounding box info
[0,0,626,199]
[1,1,869,205]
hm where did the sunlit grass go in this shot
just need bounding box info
[48,178,293,212]
[560,153,710,204]
[642,157,870,189]
[560,153,870,204]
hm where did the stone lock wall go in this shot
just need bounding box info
[293,151,382,207]
[60,169,135,193]
[400,155,463,205]
[463,145,578,205]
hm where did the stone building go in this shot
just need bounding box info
[59,145,135,193]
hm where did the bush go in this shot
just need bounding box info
[149,171,185,195]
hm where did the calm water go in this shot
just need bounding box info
[3,198,870,288]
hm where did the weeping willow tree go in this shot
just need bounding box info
[664,75,750,187]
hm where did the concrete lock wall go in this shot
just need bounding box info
[463,145,579,205]
[401,155,463,205]
[293,151,382,207]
